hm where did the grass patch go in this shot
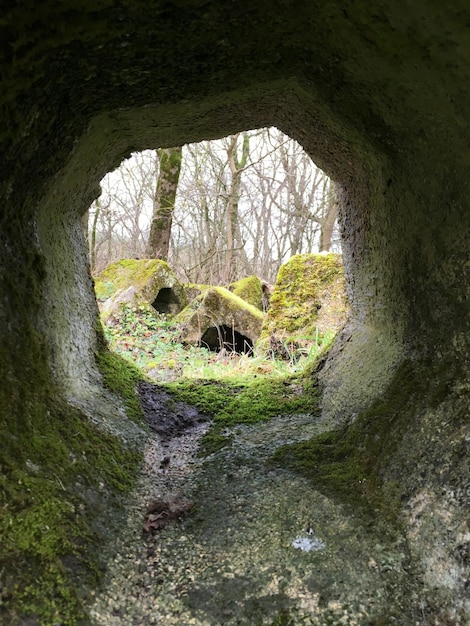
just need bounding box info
[99,304,326,462]
[165,373,320,427]
[101,304,333,382]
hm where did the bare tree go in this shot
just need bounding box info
[87,129,339,281]
[171,140,228,283]
[223,132,250,282]
[146,146,183,260]
[87,150,157,271]
[318,178,338,252]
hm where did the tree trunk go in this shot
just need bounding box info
[146,146,183,260]
[90,202,101,272]
[81,209,89,245]
[319,180,337,252]
[224,133,249,282]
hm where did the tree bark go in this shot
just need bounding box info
[146,146,183,260]
[224,133,250,282]
[319,180,338,252]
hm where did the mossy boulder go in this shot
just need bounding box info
[183,283,211,304]
[229,275,266,311]
[95,259,187,317]
[176,286,265,353]
[260,253,348,349]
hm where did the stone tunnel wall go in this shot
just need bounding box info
[1,1,469,620]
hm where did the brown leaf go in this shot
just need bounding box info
[143,497,194,533]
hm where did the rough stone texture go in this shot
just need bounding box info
[176,287,264,352]
[260,253,348,350]
[95,258,187,317]
[1,2,469,622]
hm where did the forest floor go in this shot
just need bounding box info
[101,304,330,384]
[88,308,422,625]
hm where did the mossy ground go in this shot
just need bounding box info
[165,371,321,457]
[268,359,460,525]
[165,373,320,427]
[0,345,146,625]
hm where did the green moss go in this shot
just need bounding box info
[163,379,243,416]
[197,429,234,457]
[229,275,264,310]
[165,371,320,427]
[94,258,174,302]
[95,346,147,425]
[0,342,146,624]
[0,397,143,624]
[269,428,368,507]
[261,253,347,340]
[269,359,458,523]
[211,286,265,320]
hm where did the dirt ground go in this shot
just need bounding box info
[137,381,210,440]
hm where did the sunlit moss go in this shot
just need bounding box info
[229,275,264,310]
[165,370,320,427]
[261,253,348,342]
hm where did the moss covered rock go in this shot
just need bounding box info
[260,253,348,350]
[95,259,187,317]
[229,275,264,311]
[176,286,264,353]
[183,283,211,304]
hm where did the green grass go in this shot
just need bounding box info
[102,303,333,383]
[100,303,327,461]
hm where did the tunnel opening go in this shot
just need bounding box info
[200,324,254,354]
[151,287,181,315]
[7,7,470,623]
[88,128,345,380]
[86,128,341,282]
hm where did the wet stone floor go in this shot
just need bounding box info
[90,405,420,625]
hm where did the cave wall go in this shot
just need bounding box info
[1,1,469,621]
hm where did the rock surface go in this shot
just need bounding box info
[176,286,265,353]
[96,259,187,317]
[90,394,421,625]
[260,253,348,354]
